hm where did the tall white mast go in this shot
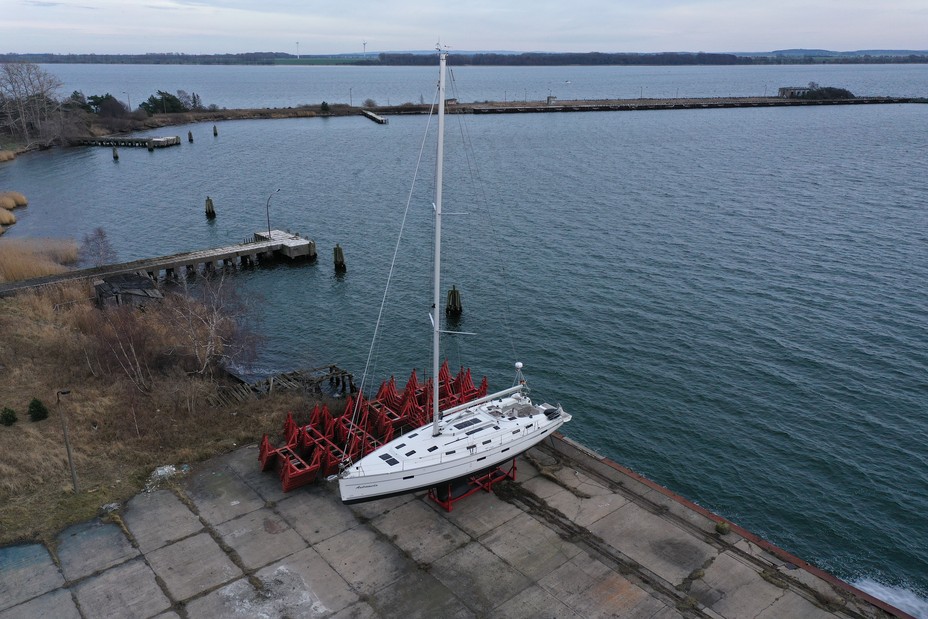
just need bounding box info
[431,51,447,437]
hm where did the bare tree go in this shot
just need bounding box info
[79,227,118,267]
[175,89,193,111]
[167,274,261,377]
[0,62,62,146]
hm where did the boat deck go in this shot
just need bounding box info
[0,435,911,618]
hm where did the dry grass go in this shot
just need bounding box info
[0,196,16,210]
[0,284,316,545]
[0,238,79,283]
[0,209,15,225]
[0,151,15,162]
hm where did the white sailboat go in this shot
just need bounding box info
[338,51,571,505]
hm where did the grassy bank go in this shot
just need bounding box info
[0,282,323,546]
[87,104,355,137]
[0,238,78,282]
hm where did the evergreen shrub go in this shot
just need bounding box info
[28,398,49,422]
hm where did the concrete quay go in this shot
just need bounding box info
[0,435,911,618]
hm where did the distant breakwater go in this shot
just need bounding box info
[82,95,925,139]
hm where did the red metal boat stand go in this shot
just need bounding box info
[428,458,518,512]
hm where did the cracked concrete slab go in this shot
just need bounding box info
[56,520,139,581]
[589,500,718,585]
[255,547,359,616]
[182,458,266,525]
[122,488,203,553]
[72,558,171,618]
[214,507,305,570]
[314,525,414,596]
[479,511,581,581]
[430,542,533,616]
[275,484,361,545]
[145,532,242,601]
[371,499,470,565]
[0,588,79,619]
[0,543,63,611]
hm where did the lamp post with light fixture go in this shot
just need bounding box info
[266,188,280,238]
[57,389,79,493]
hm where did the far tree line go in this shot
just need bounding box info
[0,62,213,149]
[3,51,928,66]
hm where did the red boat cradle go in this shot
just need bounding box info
[427,459,518,512]
[259,362,489,493]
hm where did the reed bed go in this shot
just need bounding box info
[0,191,28,207]
[0,151,15,162]
[0,238,79,283]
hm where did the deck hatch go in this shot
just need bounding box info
[379,454,399,466]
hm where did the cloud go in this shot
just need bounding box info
[2,0,927,54]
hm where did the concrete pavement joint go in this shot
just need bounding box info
[98,509,186,618]
[493,477,714,618]
[543,441,878,618]
[164,479,264,609]
[524,451,592,499]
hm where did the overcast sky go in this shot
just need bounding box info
[2,0,927,55]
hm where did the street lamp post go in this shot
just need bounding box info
[266,188,280,238]
[56,389,79,494]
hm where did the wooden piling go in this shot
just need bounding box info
[446,285,463,317]
[213,125,218,137]
[112,146,119,161]
[188,131,193,143]
[147,139,154,152]
[333,244,346,271]
[205,196,216,219]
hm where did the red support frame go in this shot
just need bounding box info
[427,459,518,512]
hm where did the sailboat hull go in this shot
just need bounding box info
[338,393,570,504]
[339,427,563,503]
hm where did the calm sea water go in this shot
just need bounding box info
[44,62,928,110]
[4,64,928,616]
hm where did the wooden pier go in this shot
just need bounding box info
[360,109,388,124]
[0,230,317,297]
[74,136,181,148]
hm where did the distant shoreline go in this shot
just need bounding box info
[4,50,928,67]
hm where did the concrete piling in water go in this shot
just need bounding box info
[205,196,216,219]
[446,285,463,317]
[188,131,193,143]
[333,244,346,272]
